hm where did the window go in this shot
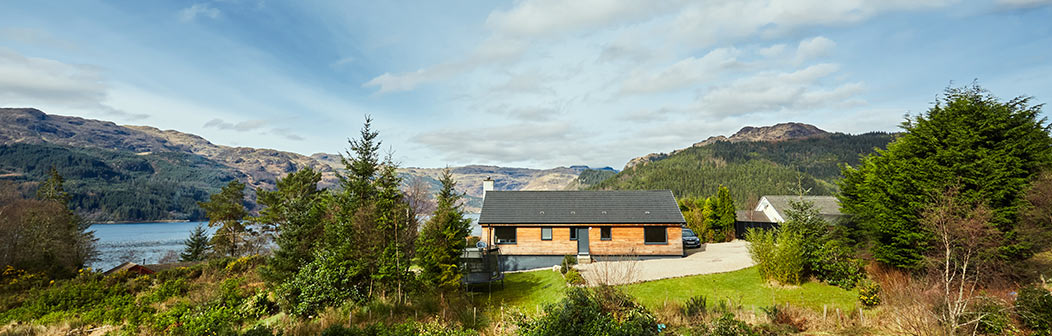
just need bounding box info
[600,227,612,240]
[569,227,577,241]
[495,227,516,244]
[644,227,667,244]
[541,227,552,241]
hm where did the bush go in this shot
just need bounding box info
[560,255,577,275]
[242,324,276,336]
[319,322,474,336]
[1017,285,1052,335]
[564,268,585,286]
[277,251,367,317]
[516,287,658,336]
[683,295,708,317]
[144,278,189,303]
[226,255,265,273]
[746,228,806,285]
[813,240,865,289]
[857,279,881,307]
[691,313,758,336]
[972,297,1011,335]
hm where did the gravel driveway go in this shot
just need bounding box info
[576,240,754,285]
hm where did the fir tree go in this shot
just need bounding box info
[416,169,472,292]
[371,155,417,297]
[198,180,249,257]
[256,167,323,285]
[713,185,737,236]
[180,224,212,262]
[839,85,1052,268]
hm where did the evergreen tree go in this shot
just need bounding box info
[838,85,1052,269]
[36,166,71,205]
[713,185,736,236]
[701,197,718,235]
[256,167,323,285]
[416,169,472,292]
[180,224,212,262]
[371,156,417,296]
[199,180,249,257]
[37,167,97,273]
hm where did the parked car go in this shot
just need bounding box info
[682,228,701,248]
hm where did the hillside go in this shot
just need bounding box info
[0,108,592,220]
[594,125,894,207]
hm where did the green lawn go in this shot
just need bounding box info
[477,267,859,313]
[621,267,859,311]
[472,270,567,312]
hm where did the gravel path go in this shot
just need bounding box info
[576,240,754,285]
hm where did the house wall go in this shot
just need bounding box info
[481,225,683,256]
[756,197,784,222]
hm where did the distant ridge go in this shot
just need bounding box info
[624,122,831,170]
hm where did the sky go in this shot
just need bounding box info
[2,0,1051,169]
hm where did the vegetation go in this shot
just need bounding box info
[254,167,324,287]
[514,286,658,336]
[593,132,893,207]
[839,85,1052,269]
[0,170,97,279]
[570,169,617,188]
[179,224,211,262]
[0,143,235,221]
[199,180,251,257]
[416,169,472,292]
[679,185,737,242]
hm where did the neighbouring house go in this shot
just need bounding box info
[734,195,847,238]
[103,262,155,276]
[478,189,687,271]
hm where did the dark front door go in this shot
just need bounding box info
[577,227,589,254]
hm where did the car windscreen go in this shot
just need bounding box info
[682,229,696,237]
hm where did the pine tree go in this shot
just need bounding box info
[256,167,323,285]
[416,169,472,292]
[36,166,71,205]
[713,185,736,237]
[180,224,212,262]
[372,156,417,296]
[199,180,249,257]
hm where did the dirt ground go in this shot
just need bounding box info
[576,240,754,285]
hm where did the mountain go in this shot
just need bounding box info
[624,122,831,170]
[596,124,894,207]
[0,108,593,220]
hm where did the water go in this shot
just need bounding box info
[88,214,482,272]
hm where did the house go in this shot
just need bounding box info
[734,195,847,238]
[478,189,687,271]
[103,262,155,276]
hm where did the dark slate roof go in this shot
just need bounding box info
[736,210,773,223]
[478,190,686,224]
[761,195,845,222]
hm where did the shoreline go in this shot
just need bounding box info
[89,219,196,225]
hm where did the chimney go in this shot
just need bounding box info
[483,177,494,198]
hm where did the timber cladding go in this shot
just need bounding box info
[480,225,682,256]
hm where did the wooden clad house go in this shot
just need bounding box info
[478,190,686,271]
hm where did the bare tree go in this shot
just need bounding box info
[404,175,435,220]
[921,188,1000,335]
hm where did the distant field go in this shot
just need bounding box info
[479,266,859,314]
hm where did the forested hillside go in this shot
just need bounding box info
[0,143,239,221]
[592,132,895,207]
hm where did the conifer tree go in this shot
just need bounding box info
[416,169,472,292]
[256,167,323,284]
[372,155,417,297]
[180,224,212,262]
[713,185,737,237]
[839,85,1052,268]
[199,180,249,257]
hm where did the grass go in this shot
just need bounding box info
[476,267,860,315]
[473,270,567,313]
[621,267,859,312]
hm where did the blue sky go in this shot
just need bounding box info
[2,0,1051,169]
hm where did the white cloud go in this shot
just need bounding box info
[696,63,864,117]
[794,36,836,64]
[620,47,742,95]
[996,0,1052,8]
[179,3,221,22]
[412,122,597,165]
[202,118,268,131]
[0,48,147,120]
[758,44,787,58]
[485,0,678,37]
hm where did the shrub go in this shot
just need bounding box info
[144,278,189,303]
[746,228,806,285]
[319,322,473,336]
[858,279,881,307]
[691,313,758,336]
[516,287,658,336]
[760,305,806,333]
[560,255,577,275]
[565,268,585,286]
[1017,285,1052,335]
[972,297,1011,335]
[226,255,265,273]
[813,240,865,289]
[277,251,367,317]
[242,324,276,336]
[683,295,708,317]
